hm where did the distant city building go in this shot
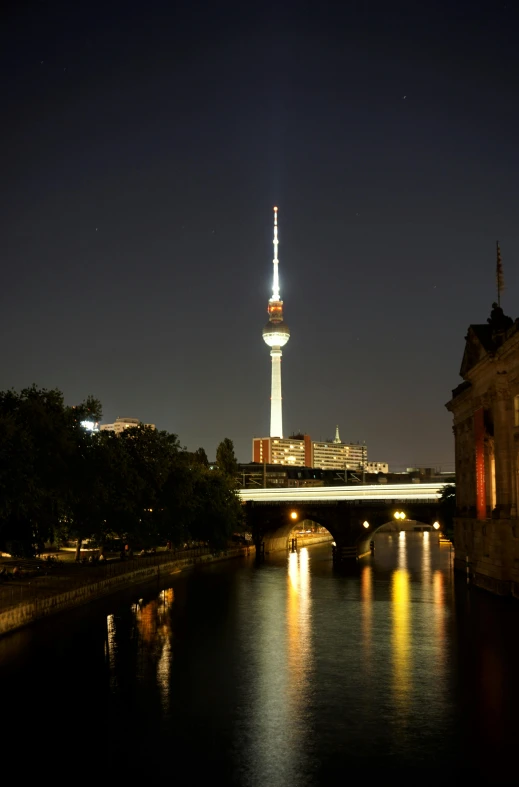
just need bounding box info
[312,438,366,471]
[364,462,389,474]
[253,435,310,466]
[100,417,155,434]
[252,426,385,472]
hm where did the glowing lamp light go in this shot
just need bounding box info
[362,521,370,529]
[80,420,98,432]
[394,511,406,520]
[433,521,440,530]
[290,511,298,520]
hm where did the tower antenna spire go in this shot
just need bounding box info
[271,206,280,301]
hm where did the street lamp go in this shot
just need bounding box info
[362,521,370,529]
[433,521,440,530]
[290,511,298,521]
[394,511,406,520]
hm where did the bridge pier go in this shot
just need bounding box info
[254,541,265,563]
[332,544,358,564]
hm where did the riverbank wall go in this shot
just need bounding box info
[292,534,334,548]
[0,546,254,637]
[262,532,333,553]
[453,517,519,599]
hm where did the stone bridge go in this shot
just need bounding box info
[240,484,446,562]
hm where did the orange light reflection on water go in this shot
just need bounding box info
[392,533,410,713]
[360,564,373,664]
[287,549,312,699]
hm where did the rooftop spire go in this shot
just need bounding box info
[271,206,280,301]
[333,425,341,444]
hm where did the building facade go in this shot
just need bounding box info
[446,303,519,597]
[365,461,389,474]
[252,435,310,466]
[100,417,156,434]
[252,431,381,471]
[311,440,366,470]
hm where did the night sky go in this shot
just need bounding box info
[2,1,518,469]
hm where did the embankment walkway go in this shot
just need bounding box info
[0,546,253,637]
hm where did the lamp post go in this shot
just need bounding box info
[290,511,298,551]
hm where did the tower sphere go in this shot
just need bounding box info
[263,321,290,348]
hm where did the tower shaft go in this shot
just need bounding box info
[270,349,283,438]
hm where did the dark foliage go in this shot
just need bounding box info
[0,387,243,556]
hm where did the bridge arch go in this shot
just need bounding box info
[244,501,340,553]
[244,495,444,562]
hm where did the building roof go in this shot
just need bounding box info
[459,304,517,378]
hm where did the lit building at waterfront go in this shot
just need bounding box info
[100,416,156,433]
[252,426,384,472]
[446,295,519,597]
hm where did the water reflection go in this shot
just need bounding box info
[156,589,174,714]
[360,564,372,664]
[422,530,431,584]
[106,613,118,691]
[433,570,444,644]
[287,548,312,688]
[392,533,410,714]
[105,587,174,715]
[6,537,519,782]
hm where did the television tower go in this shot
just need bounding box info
[262,207,290,437]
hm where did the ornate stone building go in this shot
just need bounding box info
[446,303,519,596]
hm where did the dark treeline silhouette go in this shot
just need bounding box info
[0,386,243,558]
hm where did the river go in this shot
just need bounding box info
[2,533,519,783]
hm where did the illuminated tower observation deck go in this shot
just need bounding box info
[262,206,290,438]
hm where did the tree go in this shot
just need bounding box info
[0,385,245,557]
[193,447,209,467]
[189,465,244,549]
[215,438,239,483]
[439,484,456,538]
[0,385,84,556]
